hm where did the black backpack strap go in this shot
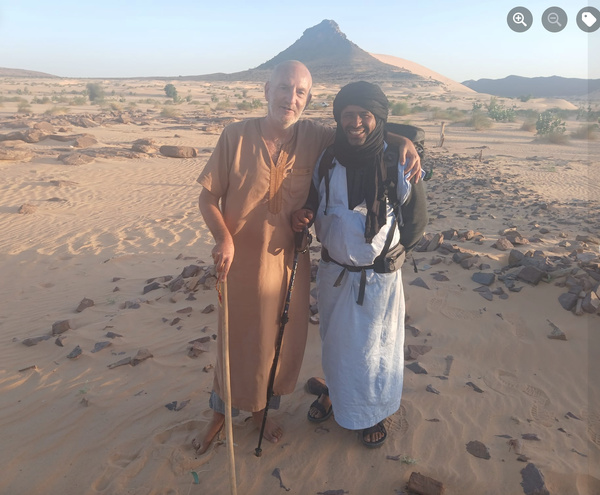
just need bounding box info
[317,145,336,215]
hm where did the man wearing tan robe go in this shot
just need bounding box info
[193,60,420,454]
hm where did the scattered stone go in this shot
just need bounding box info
[177,306,193,314]
[443,355,454,376]
[18,365,38,372]
[517,454,530,462]
[406,362,428,374]
[170,317,181,326]
[426,384,440,395]
[108,357,132,369]
[507,438,523,454]
[201,304,215,314]
[0,147,33,161]
[76,297,94,312]
[203,364,214,373]
[558,292,578,311]
[547,320,567,341]
[143,281,162,294]
[106,331,123,339]
[473,286,493,301]
[52,319,71,335]
[472,272,495,286]
[492,238,514,251]
[188,341,210,357]
[406,324,421,337]
[58,152,95,165]
[431,272,449,282]
[520,463,550,495]
[67,345,82,359]
[522,433,541,441]
[55,336,65,347]
[22,335,51,346]
[460,255,480,269]
[18,203,37,214]
[132,138,157,153]
[517,266,545,286]
[159,145,197,158]
[405,345,432,361]
[576,234,600,245]
[582,290,600,313]
[131,348,153,366]
[565,412,581,420]
[466,382,484,393]
[466,440,490,459]
[410,277,430,290]
[407,472,445,495]
[74,134,98,148]
[91,341,112,353]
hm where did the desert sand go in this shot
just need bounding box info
[0,76,599,495]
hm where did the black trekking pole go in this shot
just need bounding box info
[255,227,311,457]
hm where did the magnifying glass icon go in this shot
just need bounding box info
[513,12,528,27]
[547,12,562,27]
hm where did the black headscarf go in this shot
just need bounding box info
[332,81,389,243]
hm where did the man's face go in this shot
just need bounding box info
[340,105,376,146]
[264,64,312,129]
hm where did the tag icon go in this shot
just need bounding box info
[582,12,597,28]
[577,7,600,32]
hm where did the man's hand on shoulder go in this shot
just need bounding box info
[397,136,421,182]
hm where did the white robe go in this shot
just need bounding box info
[314,149,411,430]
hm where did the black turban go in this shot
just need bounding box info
[331,81,390,244]
[333,81,389,124]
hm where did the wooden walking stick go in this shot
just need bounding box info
[218,280,237,495]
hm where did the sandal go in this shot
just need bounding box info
[306,377,329,396]
[361,421,387,448]
[307,394,333,423]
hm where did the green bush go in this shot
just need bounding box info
[390,101,411,116]
[86,82,105,103]
[536,111,566,136]
[486,97,515,122]
[160,106,180,118]
[571,123,599,140]
[466,111,492,130]
[164,83,178,101]
[17,101,31,113]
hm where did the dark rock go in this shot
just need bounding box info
[452,252,473,264]
[520,463,550,495]
[522,433,541,441]
[105,331,123,339]
[406,362,428,374]
[582,290,600,313]
[407,472,445,495]
[201,304,215,314]
[492,237,514,251]
[74,134,98,148]
[159,145,197,158]
[143,281,162,294]
[517,266,545,285]
[558,292,578,311]
[405,345,432,360]
[52,320,71,335]
[91,341,112,353]
[76,298,94,312]
[466,440,490,459]
[108,357,132,369]
[22,335,51,346]
[131,348,153,366]
[176,306,193,314]
[426,384,440,395]
[508,249,525,267]
[474,286,493,300]
[460,255,480,269]
[432,272,450,282]
[410,277,430,290]
[67,345,82,359]
[466,382,484,393]
[472,272,495,286]
[181,264,202,278]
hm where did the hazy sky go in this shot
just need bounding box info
[0,0,597,81]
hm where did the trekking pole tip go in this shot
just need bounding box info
[254,448,262,457]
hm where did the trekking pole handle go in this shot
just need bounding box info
[294,227,311,254]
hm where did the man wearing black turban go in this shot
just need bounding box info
[292,81,428,448]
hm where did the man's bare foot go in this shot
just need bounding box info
[191,411,225,455]
[252,410,283,443]
[307,393,332,422]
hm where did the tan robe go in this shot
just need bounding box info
[198,118,333,412]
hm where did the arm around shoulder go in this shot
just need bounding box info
[399,178,428,253]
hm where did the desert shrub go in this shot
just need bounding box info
[31,96,51,104]
[520,120,537,132]
[390,101,411,116]
[44,106,69,115]
[70,96,87,105]
[519,94,532,102]
[160,106,180,118]
[571,123,599,140]
[109,102,122,112]
[215,99,232,110]
[411,104,430,113]
[466,111,492,130]
[432,107,466,122]
[164,83,178,101]
[486,97,515,122]
[86,82,105,102]
[17,101,31,113]
[576,104,600,122]
[536,111,566,136]
[236,99,262,111]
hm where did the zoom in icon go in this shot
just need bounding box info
[508,6,533,32]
